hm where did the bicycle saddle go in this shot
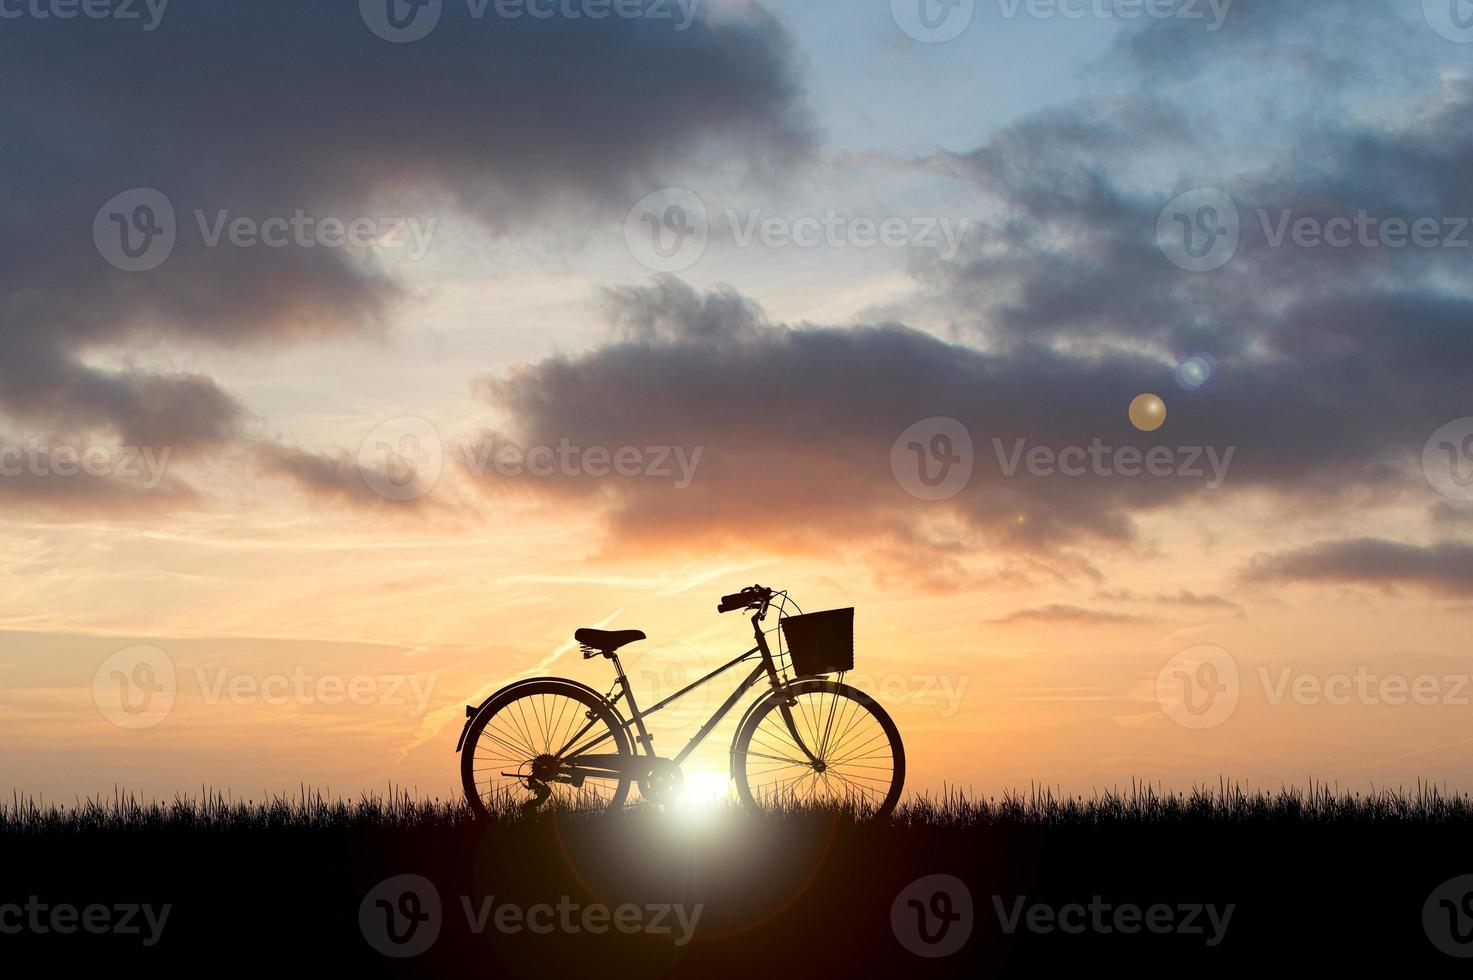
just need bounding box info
[574,628,646,652]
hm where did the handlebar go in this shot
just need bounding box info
[717,585,773,614]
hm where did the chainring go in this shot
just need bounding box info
[637,759,684,805]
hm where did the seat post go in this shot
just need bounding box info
[608,653,654,754]
[610,652,635,708]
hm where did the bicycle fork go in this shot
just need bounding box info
[753,618,824,768]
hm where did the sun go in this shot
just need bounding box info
[671,770,732,822]
[683,770,732,807]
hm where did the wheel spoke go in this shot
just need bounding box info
[828,730,888,768]
[739,749,811,766]
[739,686,900,816]
[464,689,630,815]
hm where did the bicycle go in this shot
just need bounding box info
[455,585,906,817]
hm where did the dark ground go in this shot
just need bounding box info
[3,787,1471,974]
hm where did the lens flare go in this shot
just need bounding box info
[1175,353,1217,391]
[667,770,733,834]
[679,770,733,810]
[1129,393,1167,433]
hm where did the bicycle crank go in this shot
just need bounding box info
[637,759,684,805]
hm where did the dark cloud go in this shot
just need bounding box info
[453,1,1473,578]
[0,366,245,452]
[448,280,1135,565]
[1244,539,1473,597]
[0,439,196,517]
[0,0,812,461]
[252,443,428,510]
[933,87,1473,369]
[463,273,1467,567]
[918,0,1473,393]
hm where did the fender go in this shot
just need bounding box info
[455,676,619,753]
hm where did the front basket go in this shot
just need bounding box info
[779,608,855,676]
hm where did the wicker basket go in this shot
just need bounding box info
[779,608,855,676]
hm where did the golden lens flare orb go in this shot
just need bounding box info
[1129,393,1167,432]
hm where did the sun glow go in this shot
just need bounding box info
[674,770,733,817]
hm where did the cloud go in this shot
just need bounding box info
[0,367,245,453]
[1431,502,1473,528]
[253,443,423,510]
[0,0,812,480]
[932,86,1473,366]
[1244,539,1473,597]
[0,439,197,517]
[913,0,1473,401]
[1098,589,1244,615]
[459,279,1169,566]
[984,605,1150,626]
[449,3,1473,580]
[1106,0,1419,86]
[464,269,1469,567]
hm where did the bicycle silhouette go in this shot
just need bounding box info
[456,585,905,816]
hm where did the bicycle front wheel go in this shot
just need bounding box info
[732,679,905,817]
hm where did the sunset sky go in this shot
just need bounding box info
[5,0,1473,803]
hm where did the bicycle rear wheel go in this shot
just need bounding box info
[732,679,904,817]
[460,681,632,817]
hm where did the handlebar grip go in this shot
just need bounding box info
[718,586,772,613]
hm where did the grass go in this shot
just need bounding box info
[7,779,1473,834]
[5,781,1465,969]
[0,786,473,833]
[900,779,1473,826]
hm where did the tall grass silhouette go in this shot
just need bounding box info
[7,779,1473,833]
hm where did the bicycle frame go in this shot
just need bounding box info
[553,608,818,781]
